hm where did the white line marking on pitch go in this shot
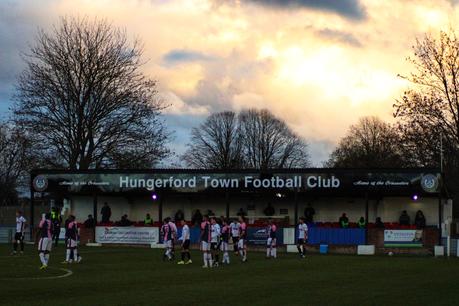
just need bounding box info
[0,248,130,259]
[0,267,73,281]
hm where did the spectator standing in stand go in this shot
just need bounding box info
[175,210,184,222]
[415,210,426,228]
[399,210,410,226]
[357,217,366,229]
[144,213,154,226]
[101,202,112,224]
[304,203,315,223]
[83,215,95,229]
[191,209,203,226]
[375,217,385,228]
[339,213,349,228]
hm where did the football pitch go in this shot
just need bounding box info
[1,245,459,306]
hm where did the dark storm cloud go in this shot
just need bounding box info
[162,49,215,65]
[242,0,366,20]
[0,1,53,119]
[315,28,362,47]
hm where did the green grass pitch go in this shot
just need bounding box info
[1,244,459,306]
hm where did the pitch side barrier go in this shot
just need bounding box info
[91,225,364,246]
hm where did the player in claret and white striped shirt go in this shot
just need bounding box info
[266,218,277,259]
[11,210,26,255]
[161,218,174,261]
[238,216,248,262]
[220,218,230,265]
[200,215,212,268]
[177,219,192,265]
[62,215,82,264]
[37,213,53,270]
[168,218,178,260]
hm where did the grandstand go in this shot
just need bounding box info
[27,168,450,254]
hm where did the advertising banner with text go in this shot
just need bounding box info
[95,226,159,244]
[384,229,423,248]
[32,169,441,195]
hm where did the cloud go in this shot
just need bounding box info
[0,0,56,119]
[242,0,366,20]
[162,49,215,65]
[1,0,457,168]
[314,28,362,47]
[308,139,336,166]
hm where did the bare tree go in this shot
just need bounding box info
[183,111,244,169]
[13,17,170,170]
[394,29,459,205]
[327,116,404,168]
[238,109,310,169]
[0,123,34,207]
[394,30,459,163]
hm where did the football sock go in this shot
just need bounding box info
[39,253,46,265]
[203,253,207,266]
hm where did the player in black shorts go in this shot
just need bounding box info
[177,219,192,265]
[220,218,231,264]
[12,210,26,255]
[210,217,221,267]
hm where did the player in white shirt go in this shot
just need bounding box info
[297,217,308,258]
[177,219,192,265]
[12,210,27,255]
[210,217,221,267]
[229,219,240,255]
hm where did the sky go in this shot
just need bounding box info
[0,0,457,166]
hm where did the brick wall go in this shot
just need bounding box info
[79,228,95,244]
